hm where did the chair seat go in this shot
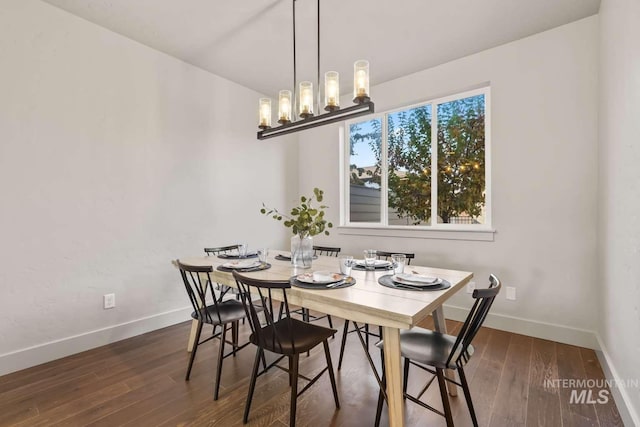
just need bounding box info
[191,299,246,325]
[377,327,474,370]
[400,328,475,369]
[251,318,336,355]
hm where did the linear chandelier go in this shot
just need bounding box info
[257,0,374,140]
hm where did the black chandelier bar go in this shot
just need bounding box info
[256,0,374,140]
[257,100,374,140]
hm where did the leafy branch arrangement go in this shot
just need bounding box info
[260,188,333,237]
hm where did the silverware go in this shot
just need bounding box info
[390,281,423,291]
[326,280,345,288]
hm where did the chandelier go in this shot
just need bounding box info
[257,0,375,140]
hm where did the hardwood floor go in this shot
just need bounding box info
[0,316,623,426]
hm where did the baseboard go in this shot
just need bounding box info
[0,306,193,377]
[595,335,640,427]
[443,304,600,349]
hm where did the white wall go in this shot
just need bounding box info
[598,0,640,423]
[0,0,297,374]
[299,17,599,346]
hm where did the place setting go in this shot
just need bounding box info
[275,251,318,261]
[290,270,356,290]
[217,248,271,272]
[378,272,451,291]
[352,249,394,271]
[217,243,258,259]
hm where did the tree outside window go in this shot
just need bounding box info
[346,89,488,227]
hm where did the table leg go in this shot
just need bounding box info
[382,326,405,427]
[187,319,199,352]
[433,307,458,396]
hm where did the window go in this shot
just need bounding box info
[343,87,490,230]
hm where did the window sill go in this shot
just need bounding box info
[337,225,495,242]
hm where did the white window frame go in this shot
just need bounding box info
[339,86,494,241]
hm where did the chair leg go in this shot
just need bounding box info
[459,367,478,427]
[302,309,311,357]
[365,324,370,347]
[213,323,228,400]
[375,387,385,427]
[261,350,267,371]
[290,354,300,427]
[338,320,350,370]
[327,314,334,329]
[436,368,454,427]
[403,357,410,396]
[374,348,386,427]
[232,321,239,357]
[323,340,340,409]
[185,320,204,381]
[240,304,245,324]
[244,347,263,424]
[289,356,294,386]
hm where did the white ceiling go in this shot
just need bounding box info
[42,0,600,97]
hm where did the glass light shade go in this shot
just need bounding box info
[299,81,314,118]
[258,98,271,129]
[278,90,292,123]
[324,71,340,111]
[353,60,370,103]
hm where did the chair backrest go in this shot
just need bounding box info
[313,245,341,257]
[376,250,416,265]
[447,274,501,368]
[233,271,298,354]
[204,245,240,256]
[176,260,224,324]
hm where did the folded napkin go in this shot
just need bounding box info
[312,271,336,282]
[394,273,439,284]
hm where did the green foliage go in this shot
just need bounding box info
[261,188,334,237]
[436,96,485,223]
[349,95,485,224]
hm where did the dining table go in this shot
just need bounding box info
[177,251,473,427]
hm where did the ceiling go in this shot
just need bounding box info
[42,0,600,97]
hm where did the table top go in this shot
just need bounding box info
[178,252,473,330]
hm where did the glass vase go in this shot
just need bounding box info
[291,234,313,269]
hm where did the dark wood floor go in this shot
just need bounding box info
[0,315,623,427]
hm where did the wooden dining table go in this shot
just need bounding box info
[177,252,473,427]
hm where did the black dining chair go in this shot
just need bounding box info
[233,271,340,427]
[375,250,416,265]
[204,245,242,301]
[176,260,252,400]
[204,244,240,256]
[313,245,341,257]
[374,274,502,427]
[337,251,416,370]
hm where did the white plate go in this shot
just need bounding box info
[392,274,442,287]
[222,260,262,269]
[296,272,345,285]
[355,259,391,267]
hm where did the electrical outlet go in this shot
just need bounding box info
[466,281,476,294]
[103,293,116,309]
[506,287,516,301]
